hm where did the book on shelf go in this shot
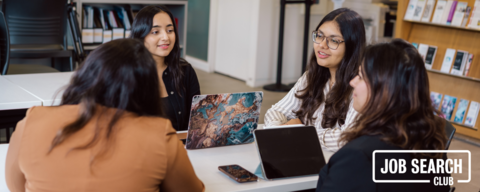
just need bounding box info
[421,0,436,22]
[461,6,472,27]
[468,0,480,28]
[450,50,468,75]
[465,101,479,127]
[441,0,456,24]
[432,0,448,23]
[412,0,428,21]
[430,91,443,110]
[418,43,429,61]
[425,46,437,70]
[451,2,468,26]
[446,0,458,24]
[464,53,474,76]
[405,0,419,20]
[441,95,457,120]
[412,42,419,49]
[441,48,456,72]
[454,99,469,123]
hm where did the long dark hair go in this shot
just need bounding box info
[341,39,446,157]
[295,8,366,127]
[51,39,164,153]
[130,5,184,95]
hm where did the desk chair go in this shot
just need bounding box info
[445,121,456,150]
[0,12,60,75]
[1,0,73,75]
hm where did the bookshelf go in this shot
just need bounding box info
[396,0,480,139]
[72,0,188,56]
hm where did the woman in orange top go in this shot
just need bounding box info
[5,39,204,192]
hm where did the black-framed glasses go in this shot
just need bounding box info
[312,31,345,50]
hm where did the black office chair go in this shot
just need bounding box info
[0,12,60,75]
[1,0,73,75]
[445,120,456,150]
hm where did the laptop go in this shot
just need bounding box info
[185,91,263,149]
[253,126,326,180]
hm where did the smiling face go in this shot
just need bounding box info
[143,12,176,60]
[349,66,369,112]
[313,21,345,70]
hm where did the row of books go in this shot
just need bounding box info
[431,92,479,127]
[404,0,480,29]
[81,5,135,44]
[412,43,474,76]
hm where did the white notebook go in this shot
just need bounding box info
[440,0,455,24]
[421,0,437,22]
[432,0,448,23]
[441,48,456,72]
[465,101,480,127]
[451,2,468,26]
[418,44,430,61]
[413,0,428,21]
[405,0,420,20]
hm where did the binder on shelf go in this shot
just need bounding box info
[405,0,419,20]
[451,1,468,26]
[105,10,124,40]
[417,43,429,61]
[432,0,448,23]
[465,101,479,127]
[450,50,468,75]
[464,53,474,76]
[412,0,427,21]
[92,8,103,43]
[454,99,469,123]
[441,48,456,72]
[81,29,94,44]
[446,0,459,24]
[421,0,436,22]
[102,9,113,43]
[425,46,437,70]
[440,1,456,24]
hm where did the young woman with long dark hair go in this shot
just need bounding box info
[5,39,204,192]
[265,8,366,151]
[131,5,200,131]
[315,39,449,191]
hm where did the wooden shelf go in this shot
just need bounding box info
[396,0,480,139]
[427,69,480,83]
[404,19,480,32]
[450,121,477,130]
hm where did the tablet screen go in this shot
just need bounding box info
[254,126,326,179]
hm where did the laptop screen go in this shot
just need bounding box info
[254,126,326,179]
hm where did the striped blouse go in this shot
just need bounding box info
[264,73,358,152]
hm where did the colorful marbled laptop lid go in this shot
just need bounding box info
[185,91,263,149]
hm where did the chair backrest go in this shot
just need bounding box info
[445,121,456,150]
[2,0,68,45]
[0,12,10,75]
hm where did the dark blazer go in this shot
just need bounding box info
[162,63,200,131]
[316,135,450,192]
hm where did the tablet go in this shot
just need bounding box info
[253,126,326,180]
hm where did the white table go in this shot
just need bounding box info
[0,76,42,110]
[188,143,333,192]
[187,124,334,192]
[3,72,74,106]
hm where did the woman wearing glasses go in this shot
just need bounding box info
[131,5,200,131]
[264,8,366,152]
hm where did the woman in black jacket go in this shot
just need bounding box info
[316,39,450,192]
[131,5,200,131]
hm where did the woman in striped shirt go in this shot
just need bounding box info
[265,8,366,152]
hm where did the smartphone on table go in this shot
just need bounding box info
[218,164,258,183]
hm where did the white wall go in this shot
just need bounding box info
[194,0,333,87]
